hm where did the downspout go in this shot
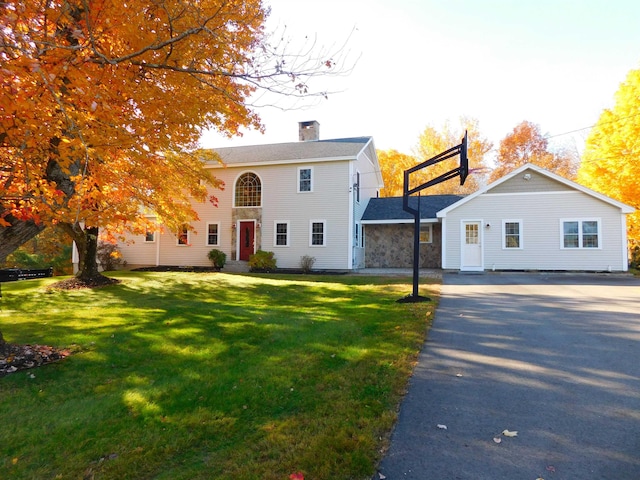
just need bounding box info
[156,228,161,266]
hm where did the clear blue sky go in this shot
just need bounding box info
[200,0,640,156]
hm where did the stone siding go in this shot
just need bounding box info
[365,223,442,268]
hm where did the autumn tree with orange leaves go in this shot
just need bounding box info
[412,117,492,195]
[377,149,416,197]
[489,120,578,183]
[0,0,341,281]
[378,119,491,198]
[578,67,640,265]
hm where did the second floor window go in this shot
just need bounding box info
[298,167,312,192]
[235,172,261,207]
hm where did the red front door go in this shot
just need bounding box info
[239,221,255,261]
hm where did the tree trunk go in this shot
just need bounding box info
[0,213,45,266]
[0,327,7,356]
[78,226,101,280]
[59,222,104,281]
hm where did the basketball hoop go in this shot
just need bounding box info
[399,131,470,303]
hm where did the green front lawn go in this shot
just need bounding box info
[0,271,437,480]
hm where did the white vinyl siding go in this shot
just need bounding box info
[260,161,351,269]
[442,191,626,271]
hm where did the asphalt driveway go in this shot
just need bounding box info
[377,273,640,480]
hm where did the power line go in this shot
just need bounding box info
[545,112,640,139]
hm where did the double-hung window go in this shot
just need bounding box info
[274,221,290,247]
[561,219,600,249]
[298,167,313,193]
[310,220,326,246]
[177,225,189,246]
[206,223,220,246]
[144,230,155,243]
[503,220,522,249]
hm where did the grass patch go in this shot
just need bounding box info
[0,272,438,480]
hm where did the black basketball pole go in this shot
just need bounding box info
[398,131,469,303]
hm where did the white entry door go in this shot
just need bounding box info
[461,221,483,271]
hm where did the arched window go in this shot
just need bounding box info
[235,172,262,207]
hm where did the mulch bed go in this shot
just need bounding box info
[1,274,120,378]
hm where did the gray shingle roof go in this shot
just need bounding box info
[362,195,464,221]
[211,137,372,165]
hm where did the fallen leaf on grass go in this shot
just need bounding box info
[289,473,304,480]
[502,429,518,437]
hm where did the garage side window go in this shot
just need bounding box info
[562,219,600,249]
[419,224,432,244]
[503,220,522,249]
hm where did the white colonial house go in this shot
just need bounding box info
[113,127,634,274]
[115,121,383,271]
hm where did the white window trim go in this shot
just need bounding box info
[502,219,523,250]
[560,218,602,249]
[205,222,221,246]
[309,219,326,247]
[297,166,314,193]
[354,170,361,204]
[176,226,190,246]
[273,220,290,247]
[419,223,433,244]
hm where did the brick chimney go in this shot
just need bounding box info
[299,120,320,141]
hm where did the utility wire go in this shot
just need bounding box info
[545,112,640,139]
